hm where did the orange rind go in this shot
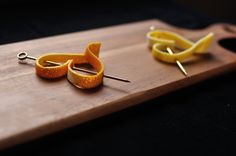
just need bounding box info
[35,42,104,89]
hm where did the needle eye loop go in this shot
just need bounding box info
[17,52,28,60]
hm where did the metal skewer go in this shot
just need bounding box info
[166,47,188,76]
[17,52,131,83]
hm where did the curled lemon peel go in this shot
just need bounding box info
[147,30,214,63]
[35,42,104,89]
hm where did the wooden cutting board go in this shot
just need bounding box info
[0,19,236,149]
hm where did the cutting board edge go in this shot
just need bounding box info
[0,19,160,49]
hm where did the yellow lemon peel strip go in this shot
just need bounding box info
[35,42,104,89]
[147,30,214,63]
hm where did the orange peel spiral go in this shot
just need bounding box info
[35,42,104,89]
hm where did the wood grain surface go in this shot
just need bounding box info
[0,19,236,149]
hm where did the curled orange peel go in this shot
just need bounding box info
[35,42,104,89]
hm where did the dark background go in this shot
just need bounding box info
[1,0,236,155]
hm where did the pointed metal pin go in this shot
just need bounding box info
[166,47,188,76]
[17,52,131,83]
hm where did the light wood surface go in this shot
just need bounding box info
[0,19,236,149]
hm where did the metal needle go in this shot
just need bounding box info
[166,47,188,76]
[17,52,131,83]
